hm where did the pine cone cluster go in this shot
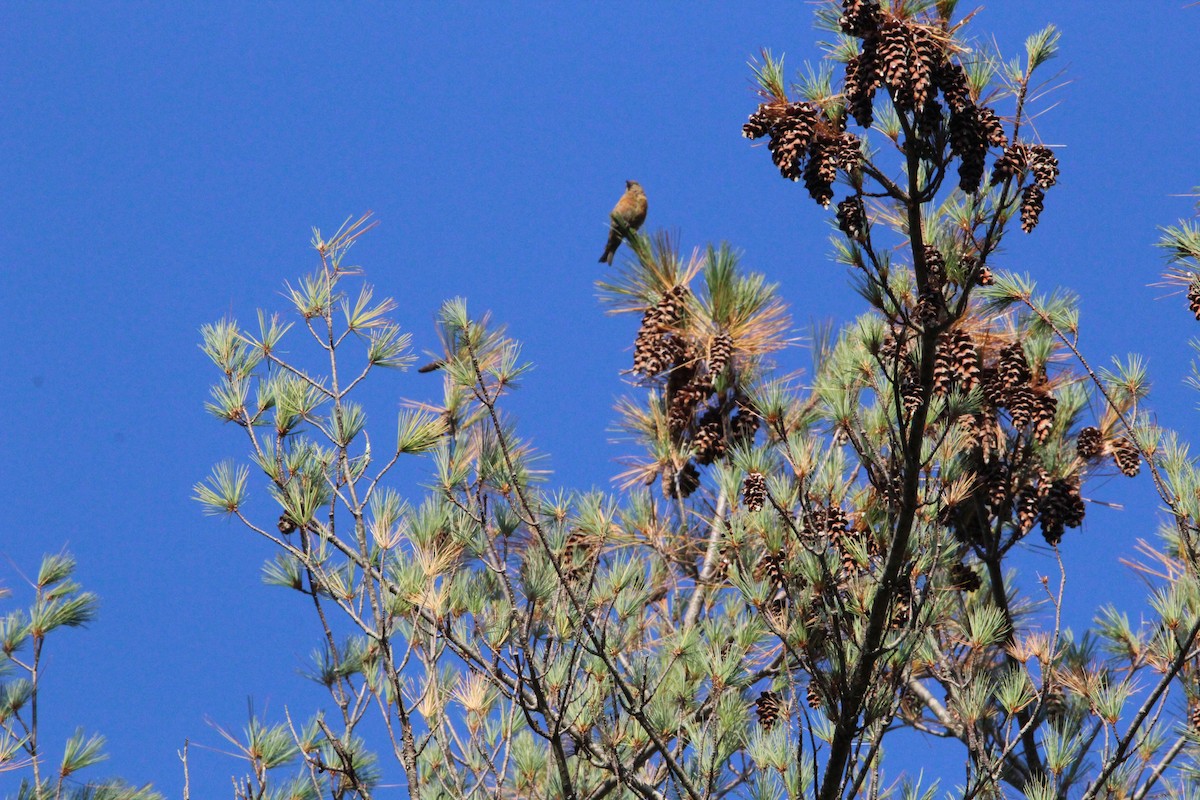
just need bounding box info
[803,500,865,575]
[841,6,952,122]
[631,286,757,497]
[751,5,1025,214]
[659,356,758,498]
[633,286,691,378]
[739,99,864,206]
[940,333,1097,546]
[993,142,1058,232]
[743,471,767,511]
[668,384,759,489]
[755,690,783,729]
[838,3,1011,191]
[808,501,849,538]
[969,343,1056,445]
[949,104,1006,193]
[743,99,861,206]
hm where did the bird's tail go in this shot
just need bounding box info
[599,230,621,264]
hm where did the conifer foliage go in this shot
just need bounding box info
[0,555,161,799]
[165,4,1200,800]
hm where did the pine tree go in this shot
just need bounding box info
[179,5,1200,799]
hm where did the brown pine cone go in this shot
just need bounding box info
[1039,477,1084,545]
[803,141,839,207]
[914,290,943,327]
[731,406,760,446]
[755,690,783,729]
[844,46,879,128]
[1020,185,1046,233]
[877,19,911,104]
[949,105,988,192]
[979,107,1007,148]
[707,331,734,377]
[949,562,981,592]
[668,378,712,434]
[997,343,1032,388]
[991,143,1029,186]
[664,461,701,498]
[932,334,955,396]
[692,410,726,465]
[924,245,946,290]
[1029,145,1060,189]
[837,196,867,241]
[1076,426,1103,460]
[1016,491,1039,535]
[743,471,767,511]
[743,103,778,140]
[839,0,881,36]
[933,60,970,113]
[950,330,981,390]
[1032,393,1057,445]
[1007,386,1038,429]
[1110,437,1141,477]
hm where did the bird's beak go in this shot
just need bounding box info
[626,180,634,188]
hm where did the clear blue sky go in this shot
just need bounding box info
[3,3,1199,796]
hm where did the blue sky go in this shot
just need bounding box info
[3,3,1200,796]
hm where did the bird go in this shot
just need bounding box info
[598,180,648,265]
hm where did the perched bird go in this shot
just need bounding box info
[598,180,648,265]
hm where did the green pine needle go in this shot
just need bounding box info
[60,728,108,777]
[193,461,249,517]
